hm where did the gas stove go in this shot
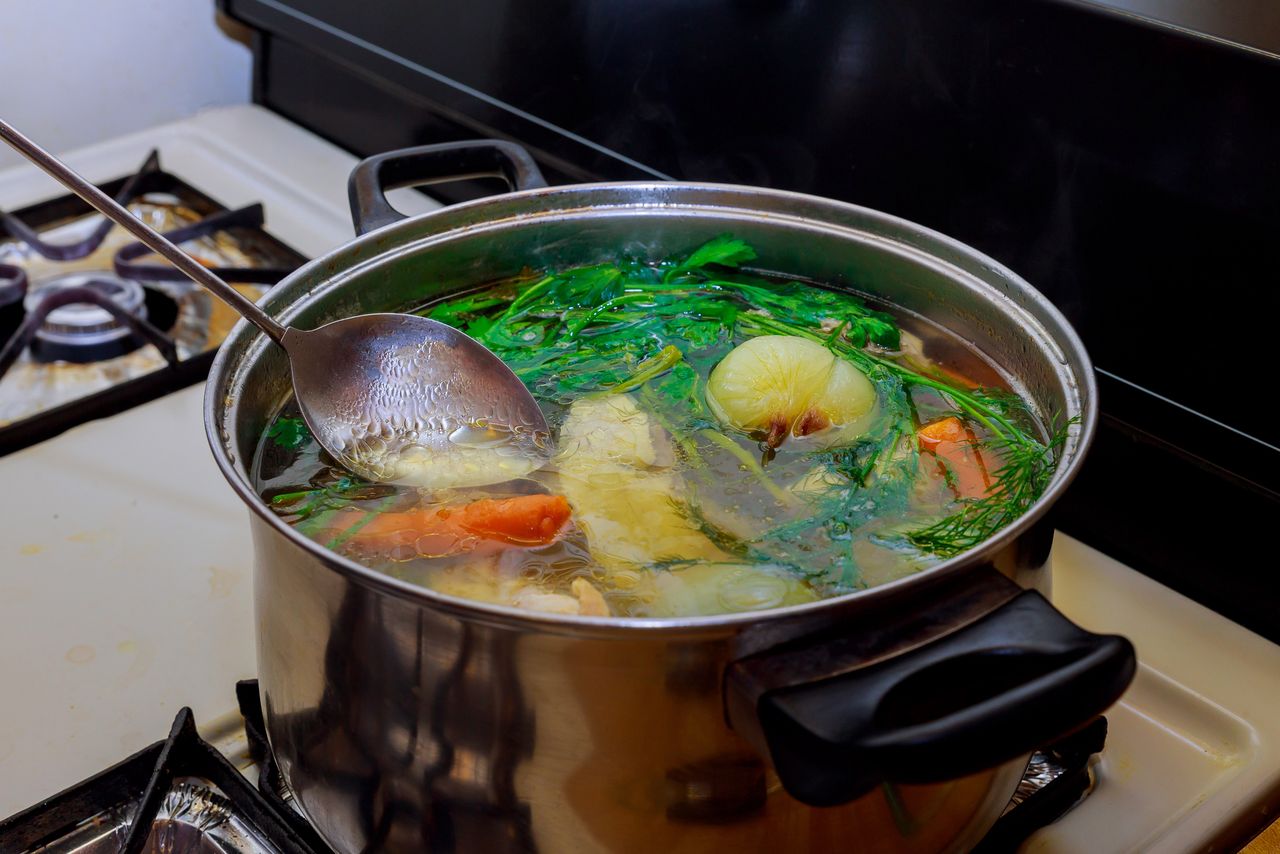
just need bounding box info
[0,149,306,454]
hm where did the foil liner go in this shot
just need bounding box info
[1006,750,1077,814]
[20,782,278,854]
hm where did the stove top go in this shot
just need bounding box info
[0,150,306,455]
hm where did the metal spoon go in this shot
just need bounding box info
[0,120,551,487]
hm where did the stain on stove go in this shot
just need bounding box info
[17,543,41,555]
[207,565,241,598]
[1108,752,1135,782]
[64,644,95,665]
[66,529,109,543]
[116,638,153,686]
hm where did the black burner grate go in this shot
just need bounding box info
[0,151,164,262]
[0,706,326,854]
[0,151,307,456]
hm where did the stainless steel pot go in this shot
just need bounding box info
[206,141,1135,853]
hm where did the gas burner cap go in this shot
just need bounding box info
[0,264,26,310]
[25,273,148,347]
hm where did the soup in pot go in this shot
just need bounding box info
[253,236,1068,618]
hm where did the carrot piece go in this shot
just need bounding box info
[330,494,572,557]
[454,494,573,545]
[918,417,994,499]
[918,416,969,449]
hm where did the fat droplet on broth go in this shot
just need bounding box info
[381,441,545,489]
[336,417,548,490]
[448,422,515,449]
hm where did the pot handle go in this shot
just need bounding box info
[731,588,1135,807]
[347,140,549,235]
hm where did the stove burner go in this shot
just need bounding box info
[0,149,307,457]
[25,273,149,358]
[0,706,327,854]
[0,279,178,382]
[0,151,162,262]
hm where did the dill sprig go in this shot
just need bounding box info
[904,419,1074,557]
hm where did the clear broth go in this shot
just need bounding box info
[253,268,1042,619]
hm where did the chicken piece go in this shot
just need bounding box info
[645,562,818,617]
[554,395,731,571]
[511,587,581,615]
[431,562,611,617]
[571,577,611,616]
[556,395,661,468]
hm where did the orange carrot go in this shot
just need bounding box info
[918,417,994,499]
[918,416,969,449]
[333,494,571,558]
[450,494,573,544]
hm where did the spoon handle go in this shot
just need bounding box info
[0,119,287,344]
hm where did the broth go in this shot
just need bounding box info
[253,237,1060,618]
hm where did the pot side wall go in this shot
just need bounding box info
[251,515,1030,853]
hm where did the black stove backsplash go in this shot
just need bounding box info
[224,0,1280,638]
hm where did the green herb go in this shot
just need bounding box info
[266,416,310,449]
[904,418,1075,557]
[415,235,1060,575]
[663,234,757,282]
[268,473,395,522]
[594,344,684,397]
[882,783,923,836]
[699,428,795,506]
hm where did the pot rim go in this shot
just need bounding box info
[205,180,1098,636]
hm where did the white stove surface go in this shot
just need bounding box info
[1,106,1278,853]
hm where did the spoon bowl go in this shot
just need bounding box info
[284,314,551,487]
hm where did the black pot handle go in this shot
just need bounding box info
[348,140,549,236]
[733,587,1135,807]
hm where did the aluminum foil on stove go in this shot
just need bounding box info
[21,781,280,854]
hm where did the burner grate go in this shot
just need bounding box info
[975,718,1108,853]
[0,263,28,343]
[0,151,307,455]
[114,203,297,285]
[0,706,325,854]
[0,151,163,262]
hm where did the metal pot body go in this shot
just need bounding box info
[209,173,1121,853]
[252,513,1030,854]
